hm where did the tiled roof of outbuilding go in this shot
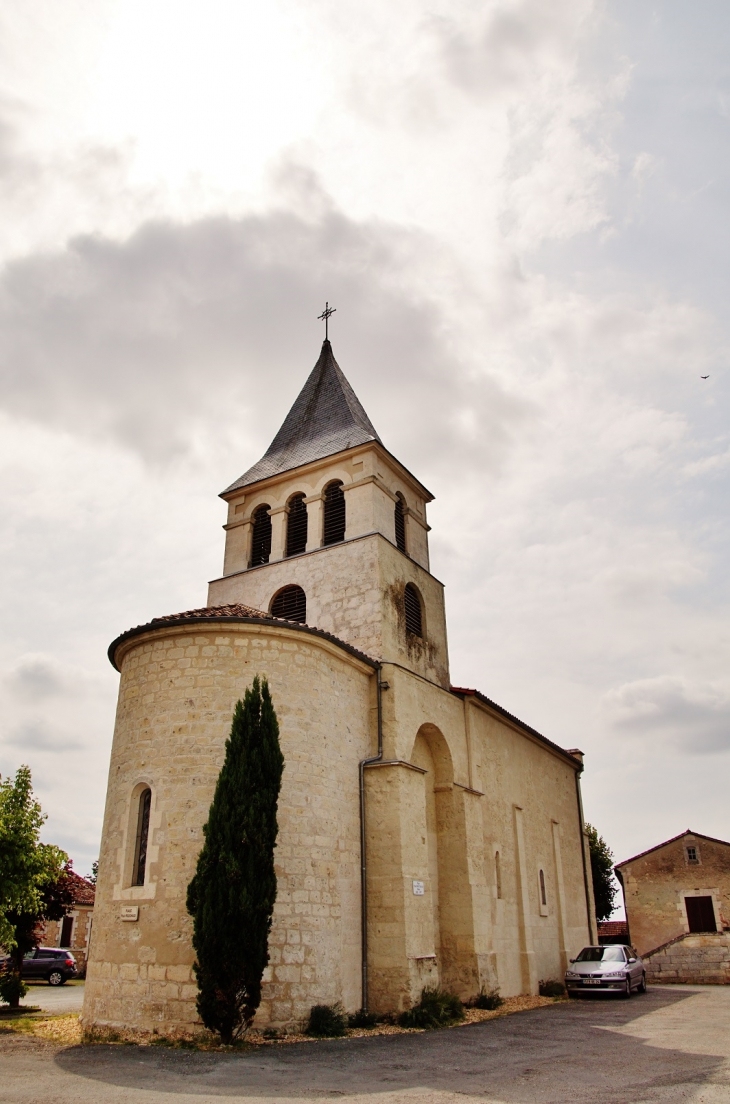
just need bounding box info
[223,340,381,494]
[615,829,730,869]
[66,870,95,907]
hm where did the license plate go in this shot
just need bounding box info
[583,979,602,985]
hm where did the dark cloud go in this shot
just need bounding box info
[605,676,730,754]
[0,198,527,479]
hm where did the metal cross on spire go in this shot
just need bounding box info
[317,301,336,340]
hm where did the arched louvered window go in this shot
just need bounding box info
[394,493,407,553]
[133,787,152,887]
[323,481,346,546]
[271,584,306,623]
[250,504,272,566]
[286,494,308,557]
[404,583,422,637]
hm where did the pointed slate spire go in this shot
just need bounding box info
[224,341,381,493]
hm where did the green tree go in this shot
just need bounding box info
[0,766,72,1007]
[187,677,284,1044]
[585,822,618,922]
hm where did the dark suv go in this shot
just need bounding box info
[0,948,78,986]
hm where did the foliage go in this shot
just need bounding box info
[539,979,565,998]
[187,677,284,1045]
[585,823,618,923]
[469,986,503,1010]
[87,860,99,886]
[348,1007,378,1029]
[398,986,464,1029]
[306,1002,348,1037]
[0,766,71,1007]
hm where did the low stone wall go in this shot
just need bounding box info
[645,932,730,985]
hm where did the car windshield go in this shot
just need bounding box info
[575,946,625,962]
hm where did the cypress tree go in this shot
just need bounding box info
[585,822,618,922]
[187,676,284,1043]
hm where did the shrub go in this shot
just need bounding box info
[186,678,284,1044]
[0,966,27,1007]
[348,1008,378,1029]
[539,979,565,998]
[469,987,503,1010]
[398,987,464,1029]
[306,1003,348,1037]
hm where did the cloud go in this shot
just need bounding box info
[4,719,83,753]
[603,675,730,754]
[0,196,528,473]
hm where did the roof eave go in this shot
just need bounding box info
[219,439,434,503]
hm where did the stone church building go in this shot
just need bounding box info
[83,338,595,1035]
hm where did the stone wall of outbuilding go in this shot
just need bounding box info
[645,932,730,985]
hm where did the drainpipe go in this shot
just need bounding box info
[359,664,384,1013]
[569,750,596,945]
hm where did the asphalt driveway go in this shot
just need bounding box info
[2,985,729,1103]
[21,980,85,1014]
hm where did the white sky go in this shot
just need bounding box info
[0,0,728,907]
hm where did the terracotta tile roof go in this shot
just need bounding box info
[66,871,95,907]
[615,829,730,869]
[597,921,629,937]
[223,340,381,494]
[450,687,583,767]
[107,604,378,672]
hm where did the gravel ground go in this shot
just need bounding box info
[1,984,729,1103]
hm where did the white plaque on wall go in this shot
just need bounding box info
[120,905,139,921]
[412,880,425,896]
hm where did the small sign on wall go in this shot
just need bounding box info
[412,880,425,896]
[120,906,139,922]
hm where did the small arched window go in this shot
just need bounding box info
[271,584,306,623]
[133,788,152,887]
[539,868,547,907]
[495,851,502,899]
[323,481,346,545]
[286,494,308,557]
[394,493,407,553]
[404,583,422,637]
[250,504,272,567]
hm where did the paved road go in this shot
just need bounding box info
[21,981,85,1014]
[2,985,729,1103]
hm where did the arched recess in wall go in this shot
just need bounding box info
[323,480,346,545]
[286,493,308,557]
[131,785,152,887]
[409,723,473,994]
[250,504,272,566]
[270,584,307,623]
[394,493,407,553]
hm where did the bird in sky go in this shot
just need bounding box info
[701,375,709,379]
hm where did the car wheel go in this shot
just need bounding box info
[622,975,632,998]
[638,973,647,994]
[48,970,65,986]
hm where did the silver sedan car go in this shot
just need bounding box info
[565,944,646,997]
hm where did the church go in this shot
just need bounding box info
[83,334,596,1035]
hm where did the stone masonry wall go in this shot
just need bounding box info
[82,621,375,1034]
[645,932,730,985]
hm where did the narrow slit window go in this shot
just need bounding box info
[495,851,502,899]
[323,481,346,545]
[394,494,407,553]
[404,583,422,637]
[250,504,272,566]
[133,788,152,887]
[539,868,547,907]
[286,494,308,557]
[271,585,306,623]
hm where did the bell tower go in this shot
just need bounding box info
[207,339,450,688]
